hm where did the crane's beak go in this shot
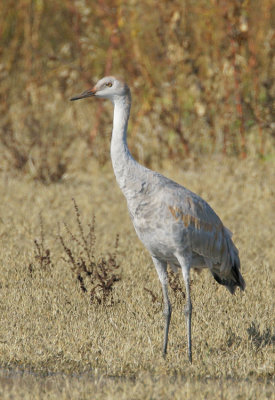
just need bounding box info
[70,87,96,101]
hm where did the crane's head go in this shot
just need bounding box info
[70,76,129,103]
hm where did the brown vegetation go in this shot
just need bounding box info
[0,0,274,180]
[59,198,120,305]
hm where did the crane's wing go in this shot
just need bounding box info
[159,177,240,275]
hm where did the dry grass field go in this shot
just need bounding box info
[0,156,274,399]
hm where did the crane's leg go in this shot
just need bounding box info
[176,254,192,363]
[151,256,171,358]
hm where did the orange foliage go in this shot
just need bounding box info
[0,0,274,165]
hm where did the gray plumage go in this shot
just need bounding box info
[71,76,245,362]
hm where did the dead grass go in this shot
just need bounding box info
[0,156,274,399]
[0,369,273,400]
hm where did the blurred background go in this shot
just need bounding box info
[0,0,274,183]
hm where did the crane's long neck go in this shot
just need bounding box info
[110,92,144,198]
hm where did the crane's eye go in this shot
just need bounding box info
[106,82,112,87]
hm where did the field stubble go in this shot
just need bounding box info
[0,156,274,399]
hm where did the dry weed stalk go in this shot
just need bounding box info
[144,268,187,313]
[168,269,186,302]
[29,214,53,275]
[59,199,120,305]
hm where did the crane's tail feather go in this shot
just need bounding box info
[212,228,246,294]
[212,261,245,294]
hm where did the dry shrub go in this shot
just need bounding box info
[247,322,275,350]
[0,0,274,171]
[0,83,74,183]
[59,199,120,305]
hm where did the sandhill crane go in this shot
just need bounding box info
[70,76,245,362]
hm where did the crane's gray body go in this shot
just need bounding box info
[126,168,232,272]
[71,76,245,362]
